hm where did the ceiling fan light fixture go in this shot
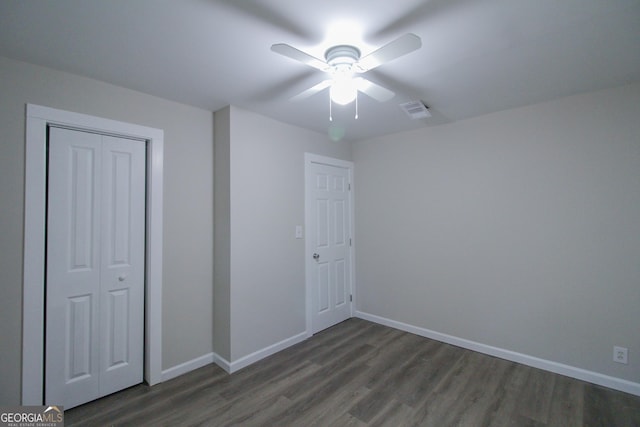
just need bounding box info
[330,77,358,105]
[272,33,422,111]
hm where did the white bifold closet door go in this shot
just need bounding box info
[45,126,146,409]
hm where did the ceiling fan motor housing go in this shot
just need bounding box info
[325,45,361,68]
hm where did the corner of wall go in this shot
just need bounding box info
[213,106,231,361]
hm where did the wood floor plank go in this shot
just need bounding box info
[349,337,445,422]
[304,386,371,427]
[329,412,369,427]
[367,399,414,427]
[280,342,374,400]
[515,366,557,424]
[193,361,321,426]
[583,383,640,427]
[547,374,584,427]
[219,362,321,424]
[269,349,374,425]
[308,322,387,367]
[472,362,527,427]
[448,357,517,427]
[65,363,229,426]
[362,332,438,391]
[389,342,465,408]
[410,351,504,425]
[64,319,640,426]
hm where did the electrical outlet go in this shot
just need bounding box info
[613,346,628,364]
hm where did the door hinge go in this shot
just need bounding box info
[348,183,351,191]
[350,294,353,302]
[349,238,352,246]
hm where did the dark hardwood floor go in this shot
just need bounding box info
[65,318,640,426]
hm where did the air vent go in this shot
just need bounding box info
[399,101,431,119]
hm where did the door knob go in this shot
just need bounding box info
[313,253,320,260]
[118,275,127,282]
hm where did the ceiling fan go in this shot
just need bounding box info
[271,33,422,110]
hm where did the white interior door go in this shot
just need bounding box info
[306,156,353,334]
[45,126,146,409]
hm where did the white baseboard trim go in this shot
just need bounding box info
[212,352,232,373]
[225,331,308,374]
[161,352,215,382]
[355,311,640,397]
[160,332,308,381]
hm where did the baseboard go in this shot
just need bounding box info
[212,352,232,373]
[161,352,216,382]
[355,311,640,397]
[160,331,308,381]
[225,331,308,374]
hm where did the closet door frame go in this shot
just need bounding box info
[22,104,164,404]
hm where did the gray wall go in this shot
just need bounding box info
[217,106,351,362]
[0,56,214,404]
[213,106,231,361]
[352,82,640,384]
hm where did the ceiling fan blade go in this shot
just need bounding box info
[290,79,332,102]
[271,43,330,72]
[355,77,395,102]
[356,33,422,72]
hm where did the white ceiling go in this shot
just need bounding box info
[1,0,639,141]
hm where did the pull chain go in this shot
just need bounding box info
[355,91,358,119]
[329,94,333,121]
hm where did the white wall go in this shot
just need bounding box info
[0,56,214,404]
[215,106,351,363]
[352,83,640,387]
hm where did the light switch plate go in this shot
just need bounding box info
[295,225,303,239]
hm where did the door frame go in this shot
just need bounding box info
[22,104,164,404]
[304,153,355,336]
